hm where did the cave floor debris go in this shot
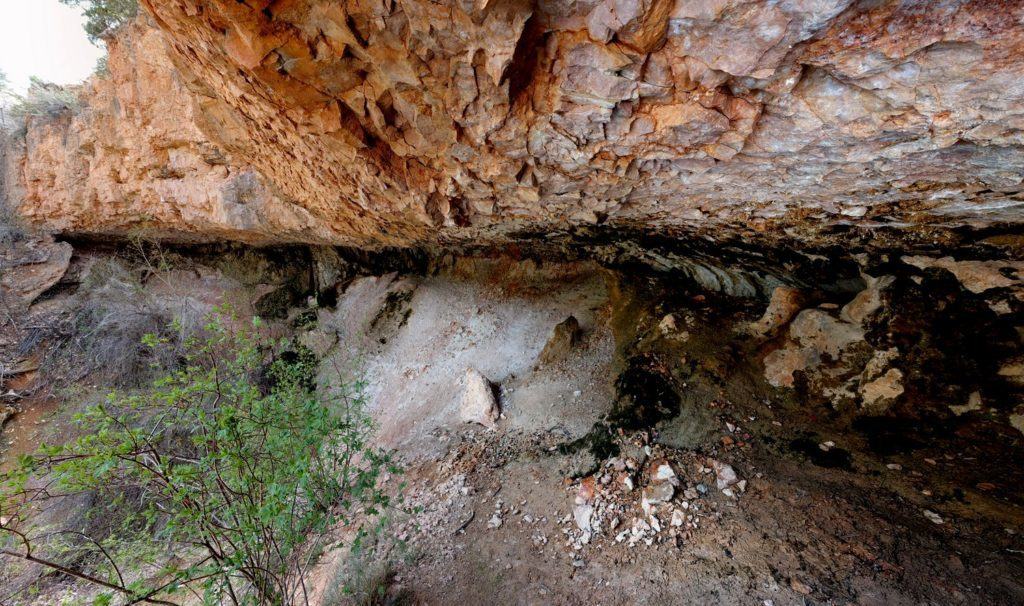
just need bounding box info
[307,257,1024,605]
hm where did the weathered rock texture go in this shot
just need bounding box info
[2,20,334,244]
[6,1,1024,248]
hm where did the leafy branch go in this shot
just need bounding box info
[1,310,397,605]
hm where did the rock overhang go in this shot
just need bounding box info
[3,0,1024,261]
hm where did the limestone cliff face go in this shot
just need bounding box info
[3,19,336,244]
[7,1,1024,248]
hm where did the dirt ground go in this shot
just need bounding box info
[348,416,1023,604]
[311,258,1024,606]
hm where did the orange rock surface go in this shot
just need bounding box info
[6,1,1024,247]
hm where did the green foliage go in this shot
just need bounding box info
[59,0,138,43]
[1,311,397,605]
[94,54,110,77]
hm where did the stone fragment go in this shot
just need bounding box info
[923,510,944,525]
[538,316,582,365]
[641,481,674,514]
[789,309,865,359]
[1010,412,1024,437]
[709,459,740,491]
[658,314,678,335]
[745,286,804,336]
[763,346,820,388]
[861,348,899,380]
[573,503,593,533]
[840,274,895,325]
[950,391,983,416]
[860,368,904,410]
[998,359,1024,386]
[648,459,677,483]
[459,368,499,429]
[577,476,596,503]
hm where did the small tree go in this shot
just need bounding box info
[59,0,138,43]
[0,312,397,605]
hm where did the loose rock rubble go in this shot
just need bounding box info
[761,272,912,414]
[556,434,743,553]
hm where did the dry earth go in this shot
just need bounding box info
[295,256,1024,606]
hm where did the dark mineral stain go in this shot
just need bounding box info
[853,416,934,456]
[558,428,619,464]
[559,355,681,463]
[789,437,853,470]
[608,355,682,431]
[370,289,414,331]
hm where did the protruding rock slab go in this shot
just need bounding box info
[0,237,72,310]
[13,2,1024,248]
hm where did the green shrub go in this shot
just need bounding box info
[7,78,80,122]
[31,256,181,388]
[1,312,397,605]
[59,0,138,43]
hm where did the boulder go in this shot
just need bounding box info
[0,238,72,310]
[458,368,500,429]
[764,346,821,388]
[538,316,582,366]
[860,368,905,411]
[789,309,865,359]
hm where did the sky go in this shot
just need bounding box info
[0,0,105,94]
